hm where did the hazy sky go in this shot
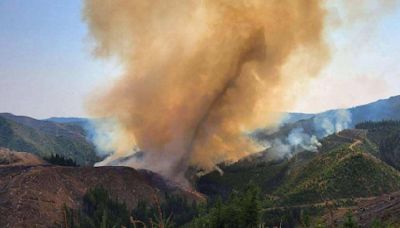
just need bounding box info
[0,0,119,119]
[0,0,400,118]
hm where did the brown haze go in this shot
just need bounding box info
[83,0,329,181]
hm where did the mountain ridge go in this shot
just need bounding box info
[284,95,400,126]
[0,113,98,165]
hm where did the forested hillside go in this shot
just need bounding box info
[0,113,98,165]
[196,121,400,226]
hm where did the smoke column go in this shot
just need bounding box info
[84,0,329,181]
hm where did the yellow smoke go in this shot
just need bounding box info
[83,0,329,180]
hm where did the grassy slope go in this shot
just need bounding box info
[275,146,400,205]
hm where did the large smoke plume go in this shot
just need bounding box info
[83,0,329,181]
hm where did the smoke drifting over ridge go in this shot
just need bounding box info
[83,0,329,180]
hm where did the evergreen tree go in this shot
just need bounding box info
[241,182,261,227]
[342,211,358,228]
[190,182,262,227]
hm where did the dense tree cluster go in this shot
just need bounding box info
[63,184,264,228]
[190,182,261,228]
[44,154,78,167]
[64,186,132,227]
[132,193,198,227]
[63,186,199,228]
[356,120,400,170]
[355,120,400,130]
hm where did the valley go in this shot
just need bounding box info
[0,96,400,227]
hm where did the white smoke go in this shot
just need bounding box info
[314,109,352,137]
[264,128,321,160]
[287,128,321,152]
[258,109,352,159]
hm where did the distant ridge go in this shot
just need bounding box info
[45,117,90,124]
[285,95,400,126]
[1,95,398,166]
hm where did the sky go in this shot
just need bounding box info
[0,0,119,119]
[0,0,399,119]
